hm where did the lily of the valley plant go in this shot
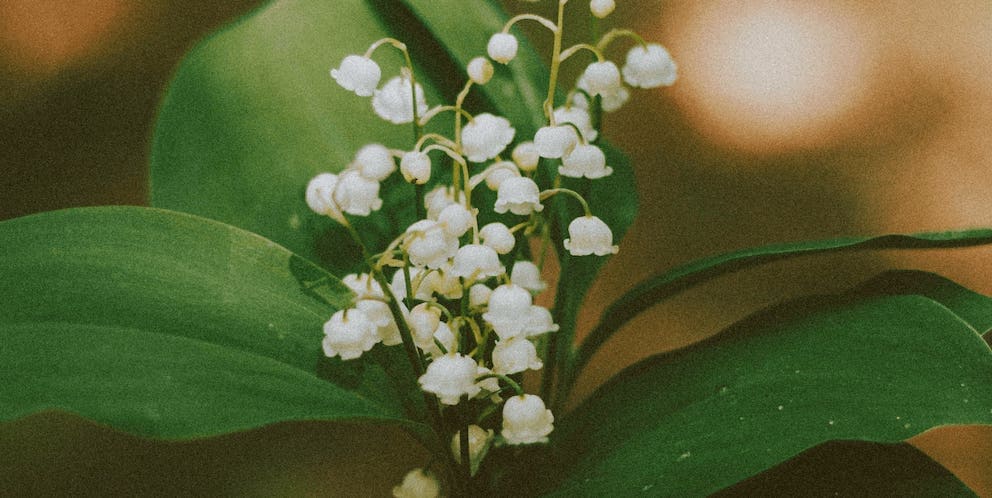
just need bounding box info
[2,0,991,496]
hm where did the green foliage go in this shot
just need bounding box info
[0,207,425,438]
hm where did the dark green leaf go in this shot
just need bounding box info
[852,270,992,334]
[572,229,992,379]
[0,207,424,439]
[548,292,992,496]
[713,441,976,497]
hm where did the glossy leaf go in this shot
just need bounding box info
[0,207,424,439]
[572,229,992,378]
[548,292,992,496]
[852,270,992,334]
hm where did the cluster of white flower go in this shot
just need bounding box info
[310,1,675,495]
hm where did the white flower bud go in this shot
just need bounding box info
[469,283,492,308]
[406,219,458,269]
[342,272,384,300]
[322,308,379,360]
[511,141,541,172]
[554,106,597,142]
[492,336,543,375]
[590,0,615,18]
[623,43,678,89]
[534,125,579,159]
[564,215,619,256]
[501,394,554,445]
[495,176,544,216]
[487,33,519,64]
[483,162,520,191]
[523,305,559,337]
[372,75,429,124]
[354,143,396,181]
[467,56,494,85]
[510,260,546,294]
[437,203,475,238]
[355,299,402,346]
[560,144,613,179]
[581,61,623,96]
[577,73,630,112]
[450,244,504,280]
[452,425,494,476]
[392,468,440,498]
[462,113,515,163]
[330,55,381,97]
[418,353,482,405]
[391,267,435,302]
[482,284,533,339]
[424,186,457,220]
[409,302,442,351]
[400,151,431,184]
[305,173,344,221]
[333,169,383,216]
[480,222,515,255]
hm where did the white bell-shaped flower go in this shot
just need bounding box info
[330,55,381,97]
[462,113,515,163]
[554,105,598,142]
[427,321,456,358]
[469,283,492,308]
[322,308,379,360]
[305,173,344,221]
[623,43,678,88]
[494,176,544,216]
[418,353,482,405]
[391,267,435,302]
[523,305,559,337]
[424,186,457,220]
[581,61,623,96]
[483,162,520,191]
[342,272,384,300]
[590,0,615,18]
[406,219,458,269]
[510,260,546,294]
[333,169,383,216]
[560,144,613,179]
[467,57,494,85]
[492,336,543,375]
[576,74,630,112]
[511,141,541,172]
[450,244,504,280]
[409,302,442,351]
[501,394,555,445]
[482,284,533,339]
[437,203,475,238]
[400,150,431,184]
[564,215,619,256]
[432,263,465,300]
[475,365,502,396]
[372,75,429,124]
[392,468,441,498]
[355,299,402,346]
[452,425,495,476]
[480,222,515,255]
[534,125,579,159]
[487,33,519,64]
[354,143,396,181]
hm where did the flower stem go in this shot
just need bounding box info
[543,0,568,122]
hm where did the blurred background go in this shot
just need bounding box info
[1,0,990,495]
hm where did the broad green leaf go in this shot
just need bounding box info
[571,229,992,382]
[150,0,446,269]
[853,270,992,334]
[0,207,424,439]
[713,441,976,497]
[547,293,992,496]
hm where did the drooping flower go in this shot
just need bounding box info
[494,176,544,216]
[487,33,519,64]
[437,203,475,238]
[590,0,616,18]
[409,302,442,351]
[450,244,504,280]
[392,468,441,498]
[341,272,384,300]
[322,308,379,360]
[501,394,555,445]
[480,222,515,255]
[510,260,546,294]
[406,219,458,269]
[533,125,579,159]
[424,186,457,220]
[333,169,383,216]
[330,55,381,97]
[492,336,543,375]
[355,299,402,346]
[400,150,431,184]
[418,353,482,405]
[581,61,623,96]
[468,283,492,308]
[554,105,598,142]
[576,73,630,112]
[462,113,515,163]
[622,43,678,89]
[372,75,429,124]
[354,143,396,181]
[305,173,343,221]
[467,57,494,85]
[523,305,560,337]
[452,425,495,476]
[564,215,619,256]
[511,141,541,172]
[482,284,533,339]
[483,162,520,191]
[391,267,435,302]
[560,143,613,179]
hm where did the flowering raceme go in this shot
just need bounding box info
[306,2,676,493]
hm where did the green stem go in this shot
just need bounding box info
[543,0,568,122]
